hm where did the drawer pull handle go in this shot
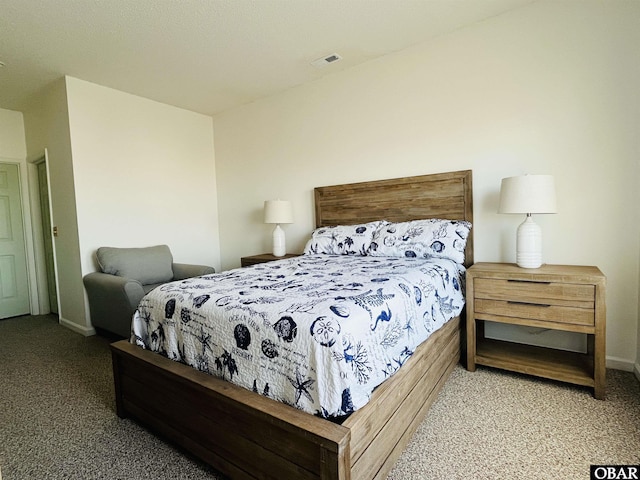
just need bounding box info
[507,301,551,308]
[507,279,551,285]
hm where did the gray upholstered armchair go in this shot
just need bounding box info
[83,244,215,338]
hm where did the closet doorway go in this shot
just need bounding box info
[34,156,58,315]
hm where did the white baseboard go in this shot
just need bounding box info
[58,316,96,337]
[606,356,635,372]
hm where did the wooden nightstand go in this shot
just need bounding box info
[466,262,606,399]
[240,253,300,267]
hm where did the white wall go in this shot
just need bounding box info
[65,77,220,275]
[0,108,27,159]
[213,1,640,368]
[22,80,86,332]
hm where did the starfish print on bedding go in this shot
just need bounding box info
[288,367,315,406]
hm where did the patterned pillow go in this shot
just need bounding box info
[303,221,387,256]
[368,219,471,264]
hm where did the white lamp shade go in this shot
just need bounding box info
[498,175,557,214]
[264,200,293,224]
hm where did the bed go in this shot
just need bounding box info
[110,169,473,480]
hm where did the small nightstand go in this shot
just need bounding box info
[240,253,300,267]
[466,262,606,399]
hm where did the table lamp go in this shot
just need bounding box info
[264,199,293,257]
[498,174,557,268]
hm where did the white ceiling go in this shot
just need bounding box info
[0,0,534,116]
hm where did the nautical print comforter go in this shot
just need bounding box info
[131,254,465,418]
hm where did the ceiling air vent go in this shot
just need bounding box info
[311,53,343,68]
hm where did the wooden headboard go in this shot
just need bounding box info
[314,169,474,266]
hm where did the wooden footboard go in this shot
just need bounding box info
[110,316,460,480]
[111,340,351,479]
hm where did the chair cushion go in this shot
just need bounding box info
[97,245,174,285]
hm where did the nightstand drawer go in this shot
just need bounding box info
[474,298,595,326]
[474,278,595,309]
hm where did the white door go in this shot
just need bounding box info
[0,163,30,318]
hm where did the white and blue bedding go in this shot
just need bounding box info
[132,254,465,418]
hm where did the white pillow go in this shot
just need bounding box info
[368,219,471,264]
[303,221,387,256]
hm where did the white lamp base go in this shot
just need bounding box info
[272,224,286,257]
[516,214,542,268]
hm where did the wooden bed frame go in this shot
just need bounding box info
[111,169,473,480]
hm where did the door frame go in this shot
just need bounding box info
[26,149,59,316]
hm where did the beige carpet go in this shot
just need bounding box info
[388,363,640,479]
[1,314,639,479]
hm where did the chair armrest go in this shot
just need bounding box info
[83,272,146,337]
[84,272,146,309]
[172,263,215,280]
